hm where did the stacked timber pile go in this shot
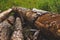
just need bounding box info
[0,6,60,40]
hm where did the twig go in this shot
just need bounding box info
[33,30,40,40]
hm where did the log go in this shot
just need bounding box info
[7,16,15,25]
[32,8,49,15]
[11,17,24,40]
[0,8,12,23]
[0,10,1,13]
[12,7,60,39]
[0,20,12,40]
[0,16,15,40]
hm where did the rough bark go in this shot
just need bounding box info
[12,7,60,39]
[0,10,1,13]
[0,16,15,40]
[11,17,24,40]
[0,8,12,23]
[0,20,12,40]
[7,16,15,25]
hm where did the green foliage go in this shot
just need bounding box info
[0,0,60,13]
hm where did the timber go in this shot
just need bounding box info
[0,6,60,40]
[7,16,15,25]
[12,7,60,39]
[0,8,12,23]
[11,17,24,40]
[0,16,15,40]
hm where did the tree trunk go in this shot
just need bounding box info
[11,17,24,40]
[12,7,60,39]
[0,16,15,40]
[0,8,12,23]
[0,20,12,40]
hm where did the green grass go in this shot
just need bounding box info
[0,0,60,13]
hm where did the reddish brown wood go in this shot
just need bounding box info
[12,7,60,39]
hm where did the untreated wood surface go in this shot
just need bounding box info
[0,8,12,23]
[11,17,24,40]
[0,7,60,40]
[0,18,12,40]
[12,7,60,40]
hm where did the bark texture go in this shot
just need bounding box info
[0,20,12,40]
[0,8,12,23]
[0,16,15,40]
[12,7,60,39]
[11,17,24,40]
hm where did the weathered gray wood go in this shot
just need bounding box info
[11,17,24,40]
[0,8,12,23]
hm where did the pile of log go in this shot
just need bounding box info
[0,7,60,40]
